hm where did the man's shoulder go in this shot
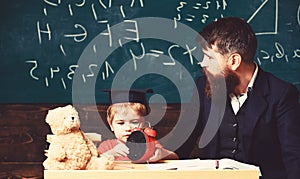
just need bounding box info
[195,75,206,86]
[259,68,295,89]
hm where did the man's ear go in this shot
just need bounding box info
[228,53,241,71]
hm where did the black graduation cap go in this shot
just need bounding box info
[103,88,153,113]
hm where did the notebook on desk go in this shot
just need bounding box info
[147,158,260,172]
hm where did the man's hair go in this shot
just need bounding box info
[198,17,257,64]
[107,102,147,125]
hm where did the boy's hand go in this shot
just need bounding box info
[105,142,129,157]
[148,148,163,162]
[148,141,179,162]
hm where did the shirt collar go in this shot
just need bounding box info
[247,62,258,92]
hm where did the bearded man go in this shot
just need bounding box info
[176,17,300,179]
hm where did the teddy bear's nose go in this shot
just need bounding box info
[71,117,75,120]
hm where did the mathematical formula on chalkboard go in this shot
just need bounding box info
[0,0,299,103]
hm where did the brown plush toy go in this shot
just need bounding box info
[43,105,114,170]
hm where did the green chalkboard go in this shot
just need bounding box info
[1,0,299,103]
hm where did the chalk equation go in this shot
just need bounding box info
[173,0,227,28]
[257,42,300,65]
[26,39,197,89]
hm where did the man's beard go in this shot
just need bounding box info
[204,68,240,99]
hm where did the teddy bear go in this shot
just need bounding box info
[43,104,114,170]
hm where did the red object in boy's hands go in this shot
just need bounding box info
[143,127,156,137]
[126,128,157,163]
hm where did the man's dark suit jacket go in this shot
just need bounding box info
[176,67,300,179]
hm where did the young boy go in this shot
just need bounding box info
[97,89,178,162]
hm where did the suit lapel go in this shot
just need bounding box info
[241,68,269,159]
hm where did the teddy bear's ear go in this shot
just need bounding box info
[45,106,63,125]
[45,109,55,124]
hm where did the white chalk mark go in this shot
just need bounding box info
[61,78,67,89]
[50,67,60,79]
[25,60,39,80]
[256,57,261,66]
[222,0,227,10]
[102,72,105,80]
[67,65,78,80]
[271,56,274,62]
[260,50,270,59]
[37,21,51,44]
[82,74,86,83]
[68,4,73,16]
[293,49,300,58]
[93,44,97,53]
[202,1,211,9]
[120,5,126,18]
[124,20,139,42]
[87,64,98,77]
[129,42,146,70]
[146,53,160,57]
[174,14,181,29]
[216,0,221,10]
[64,24,87,42]
[186,18,194,22]
[150,49,164,54]
[91,4,97,20]
[98,0,107,9]
[100,23,112,47]
[60,44,66,56]
[130,0,144,7]
[98,20,109,23]
[43,7,47,16]
[43,0,60,6]
[75,0,85,7]
[147,49,164,57]
[45,77,49,87]
[186,14,195,21]
[105,61,114,78]
[247,0,269,23]
[183,44,197,65]
[247,0,278,35]
[165,44,178,66]
[177,2,187,11]
[118,39,123,47]
[284,55,289,62]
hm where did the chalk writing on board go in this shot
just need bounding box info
[25,38,198,89]
[173,0,227,28]
[256,42,300,65]
[25,0,300,92]
[248,0,278,36]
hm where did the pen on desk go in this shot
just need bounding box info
[215,160,219,169]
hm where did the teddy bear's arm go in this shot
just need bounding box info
[47,143,67,161]
[85,135,99,156]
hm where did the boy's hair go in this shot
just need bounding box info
[107,102,147,125]
[198,17,257,64]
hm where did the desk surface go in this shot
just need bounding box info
[44,160,260,179]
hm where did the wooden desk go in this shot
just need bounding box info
[44,161,260,179]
